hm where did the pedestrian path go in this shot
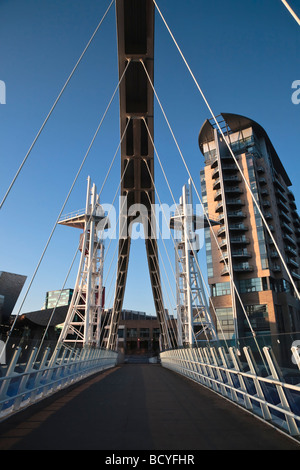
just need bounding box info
[0,364,299,450]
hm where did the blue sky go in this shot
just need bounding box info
[0,0,299,318]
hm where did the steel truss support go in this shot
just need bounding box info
[57,176,108,349]
[171,179,218,346]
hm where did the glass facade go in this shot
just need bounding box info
[212,278,269,296]
[45,289,73,309]
[201,169,213,278]
[244,304,270,333]
[215,307,235,340]
[238,277,268,293]
[246,155,269,270]
[127,328,137,338]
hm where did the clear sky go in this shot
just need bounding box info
[0,0,299,318]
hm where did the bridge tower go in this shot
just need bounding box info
[57,176,108,349]
[171,180,219,346]
[106,0,170,350]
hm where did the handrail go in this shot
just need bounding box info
[0,345,118,420]
[161,344,300,440]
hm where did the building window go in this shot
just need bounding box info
[212,282,231,296]
[118,329,124,339]
[238,277,268,293]
[215,307,235,340]
[140,328,150,338]
[153,328,160,340]
[205,228,213,278]
[127,328,137,338]
[247,155,269,270]
[244,304,270,333]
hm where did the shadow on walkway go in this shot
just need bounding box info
[0,364,299,451]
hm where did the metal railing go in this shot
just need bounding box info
[160,343,300,440]
[0,344,118,420]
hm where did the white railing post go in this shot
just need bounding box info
[228,347,253,411]
[0,347,22,412]
[263,346,300,437]
[13,347,38,411]
[243,346,272,421]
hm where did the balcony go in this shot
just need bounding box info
[218,211,246,223]
[219,239,228,248]
[229,210,246,219]
[213,178,221,190]
[287,190,295,201]
[281,222,293,234]
[221,250,252,261]
[232,250,252,258]
[285,245,297,257]
[283,234,296,246]
[274,177,285,192]
[271,265,281,272]
[211,158,218,169]
[260,189,269,197]
[293,216,300,228]
[215,201,224,212]
[219,252,229,262]
[287,258,299,268]
[277,198,289,212]
[214,189,223,201]
[226,198,244,207]
[256,166,265,173]
[279,211,292,224]
[275,188,287,203]
[224,186,243,195]
[231,236,250,244]
[221,153,238,161]
[258,177,267,186]
[229,223,248,232]
[212,167,219,179]
[292,271,300,280]
[233,264,254,272]
[222,164,238,172]
[221,266,230,276]
[223,175,241,184]
[217,225,226,236]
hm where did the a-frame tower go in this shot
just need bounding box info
[107,0,170,350]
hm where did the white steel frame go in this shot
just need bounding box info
[57,177,107,349]
[173,180,218,346]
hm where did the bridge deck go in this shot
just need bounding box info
[0,364,299,451]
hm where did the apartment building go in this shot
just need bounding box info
[199,113,300,341]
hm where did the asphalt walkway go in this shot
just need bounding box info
[0,364,299,451]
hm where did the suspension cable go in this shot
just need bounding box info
[153,0,300,301]
[39,117,132,353]
[6,58,129,346]
[141,61,269,366]
[143,158,212,345]
[281,0,300,25]
[142,118,236,349]
[0,0,115,210]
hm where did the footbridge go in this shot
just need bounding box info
[0,0,300,451]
